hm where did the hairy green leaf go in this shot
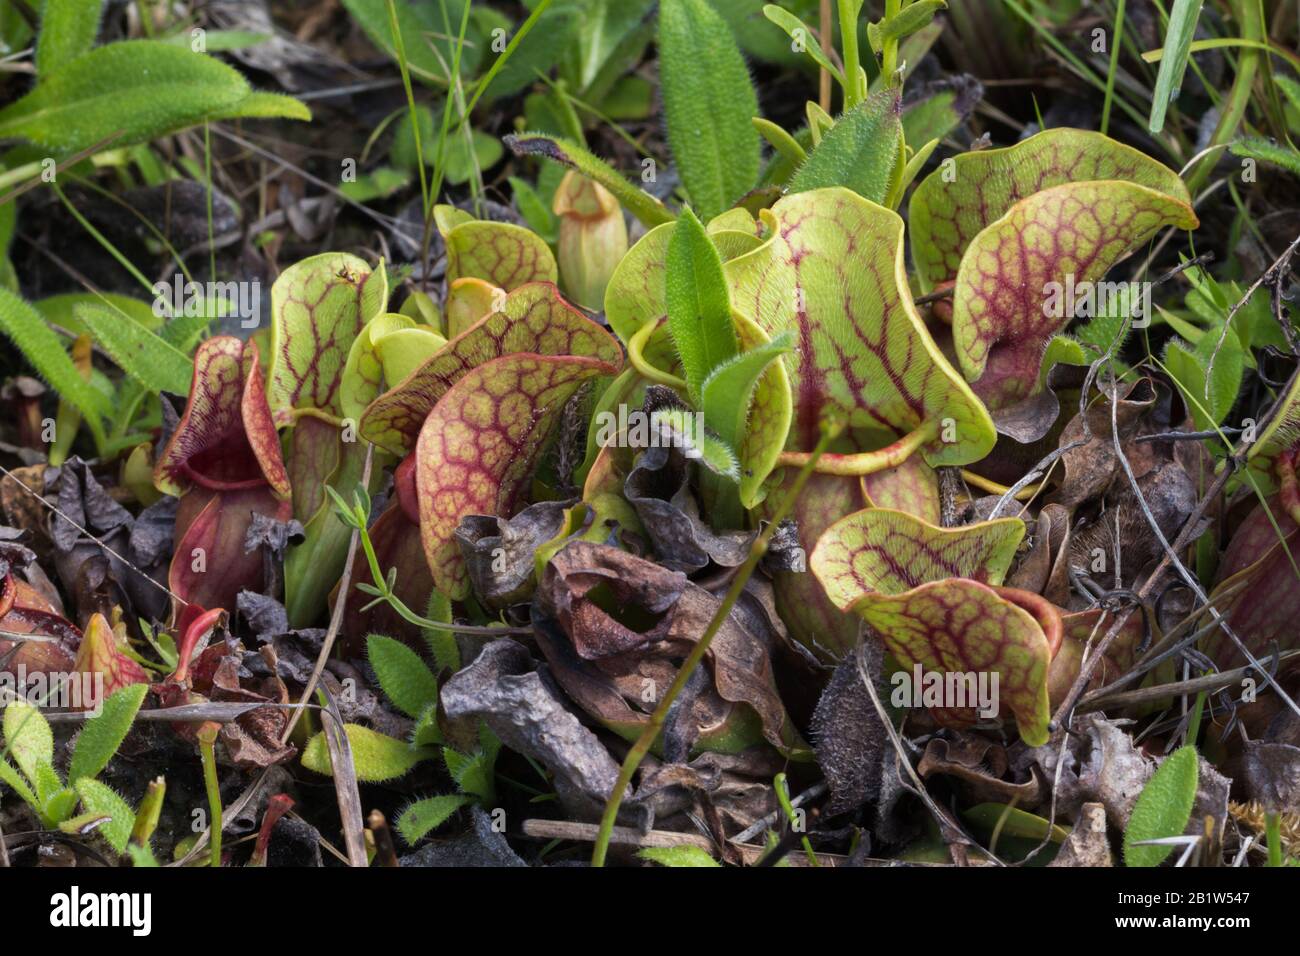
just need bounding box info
[209,90,312,123]
[42,785,78,826]
[302,724,431,782]
[1164,326,1242,430]
[652,407,741,480]
[1229,136,1300,179]
[0,41,306,154]
[788,89,903,203]
[412,704,443,747]
[68,684,148,784]
[637,845,721,866]
[504,132,674,227]
[444,746,496,803]
[658,0,761,219]
[0,287,111,420]
[0,757,40,810]
[422,590,460,673]
[1124,745,1199,867]
[36,0,104,75]
[367,634,440,718]
[75,779,136,854]
[2,701,53,789]
[396,794,472,844]
[666,208,738,401]
[74,303,193,396]
[701,330,793,452]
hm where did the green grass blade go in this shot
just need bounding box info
[1148,0,1204,134]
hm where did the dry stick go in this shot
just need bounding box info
[589,424,842,867]
[1078,650,1300,713]
[1029,248,1293,725]
[730,782,828,845]
[279,444,373,746]
[1078,582,1251,704]
[318,686,368,867]
[210,127,420,240]
[1050,447,1227,728]
[368,810,400,867]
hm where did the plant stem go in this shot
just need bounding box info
[341,492,528,637]
[1185,687,1207,746]
[1266,811,1283,866]
[819,0,833,112]
[838,0,864,107]
[203,121,216,284]
[197,722,222,868]
[417,1,473,287]
[590,422,842,867]
[386,0,430,216]
[774,772,819,865]
[880,0,901,84]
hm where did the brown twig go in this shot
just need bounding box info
[317,687,369,867]
[368,810,400,867]
[280,444,374,745]
[1078,650,1300,713]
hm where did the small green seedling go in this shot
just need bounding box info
[301,630,501,846]
[0,685,149,853]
